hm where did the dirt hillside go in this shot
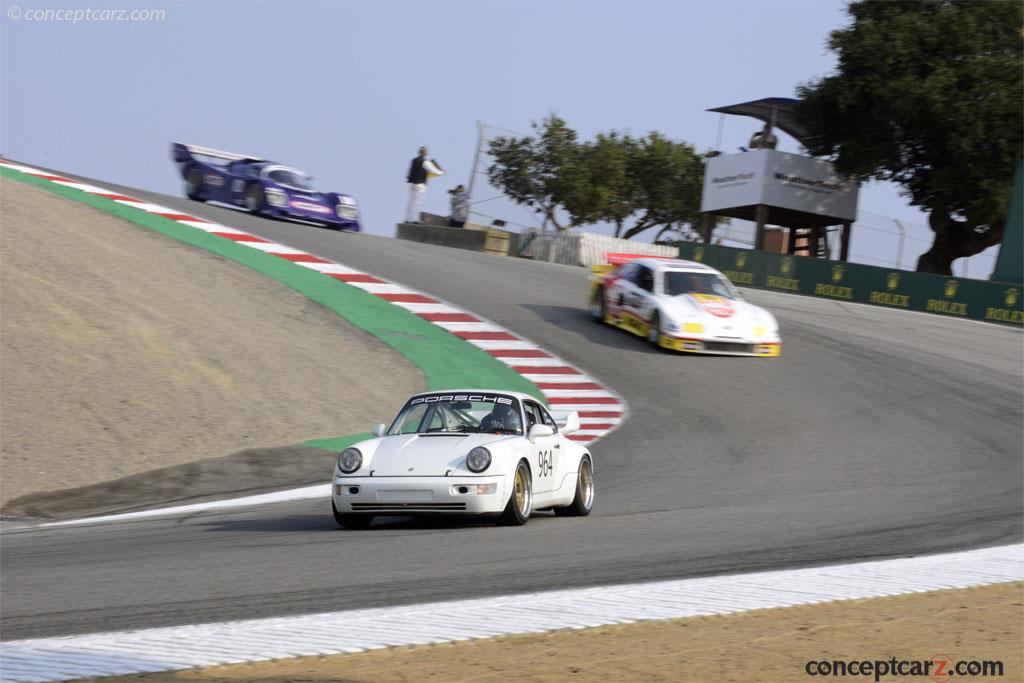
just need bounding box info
[0,176,423,513]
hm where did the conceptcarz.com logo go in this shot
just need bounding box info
[804,654,1004,682]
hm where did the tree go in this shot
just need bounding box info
[619,132,704,240]
[488,117,707,239]
[796,0,1023,274]
[486,114,585,231]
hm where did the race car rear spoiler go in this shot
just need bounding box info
[604,252,677,266]
[590,252,679,282]
[171,142,264,164]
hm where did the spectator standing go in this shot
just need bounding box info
[448,184,469,228]
[405,146,445,223]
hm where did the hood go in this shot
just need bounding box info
[361,433,517,476]
[660,295,777,338]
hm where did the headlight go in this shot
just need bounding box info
[466,447,491,473]
[663,321,679,332]
[266,188,288,207]
[336,205,360,220]
[683,322,704,334]
[337,448,362,474]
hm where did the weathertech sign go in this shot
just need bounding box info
[772,172,844,193]
[711,172,755,186]
[701,149,858,221]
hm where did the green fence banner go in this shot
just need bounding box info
[678,243,1022,326]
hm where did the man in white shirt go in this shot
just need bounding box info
[405,147,445,223]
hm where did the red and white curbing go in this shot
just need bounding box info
[0,159,625,444]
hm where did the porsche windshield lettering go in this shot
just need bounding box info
[410,394,513,405]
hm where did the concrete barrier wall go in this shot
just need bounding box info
[395,223,518,256]
[519,229,677,267]
[677,242,1023,326]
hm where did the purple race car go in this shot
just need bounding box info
[171,142,360,231]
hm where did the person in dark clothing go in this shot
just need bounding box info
[448,184,469,228]
[405,147,445,222]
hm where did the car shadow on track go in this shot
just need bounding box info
[519,303,731,359]
[197,512,559,534]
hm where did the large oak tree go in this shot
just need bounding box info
[796,0,1023,274]
[487,116,704,239]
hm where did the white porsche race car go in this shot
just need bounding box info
[589,255,781,356]
[331,390,595,528]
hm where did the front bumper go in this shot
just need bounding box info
[332,475,508,515]
[658,334,781,357]
[278,208,360,230]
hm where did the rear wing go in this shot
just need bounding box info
[589,252,676,281]
[605,252,677,266]
[171,142,265,165]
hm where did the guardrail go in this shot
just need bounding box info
[677,242,1022,326]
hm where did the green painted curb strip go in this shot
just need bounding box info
[2,167,546,451]
[304,433,372,453]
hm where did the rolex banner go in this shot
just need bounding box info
[677,243,1022,326]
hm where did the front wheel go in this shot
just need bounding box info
[555,456,595,517]
[332,500,373,529]
[499,460,533,526]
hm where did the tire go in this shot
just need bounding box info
[555,456,595,517]
[499,460,533,526]
[332,500,373,529]
[184,166,204,201]
[590,287,606,322]
[648,311,662,348]
[244,183,266,214]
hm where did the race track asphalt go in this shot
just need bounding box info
[2,173,1021,640]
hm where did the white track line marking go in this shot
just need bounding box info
[1,544,1019,683]
[37,485,332,528]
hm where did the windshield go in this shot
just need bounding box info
[664,271,738,299]
[267,168,314,190]
[388,394,523,436]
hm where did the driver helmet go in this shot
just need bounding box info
[488,403,520,431]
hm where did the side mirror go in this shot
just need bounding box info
[560,411,580,435]
[371,423,387,437]
[528,424,555,441]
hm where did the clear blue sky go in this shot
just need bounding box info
[0,0,999,276]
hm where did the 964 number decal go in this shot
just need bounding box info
[537,450,553,477]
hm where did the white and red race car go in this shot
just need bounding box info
[589,254,781,356]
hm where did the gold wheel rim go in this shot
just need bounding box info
[514,468,526,509]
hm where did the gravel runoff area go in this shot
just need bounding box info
[0,177,423,518]
[95,582,1023,683]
